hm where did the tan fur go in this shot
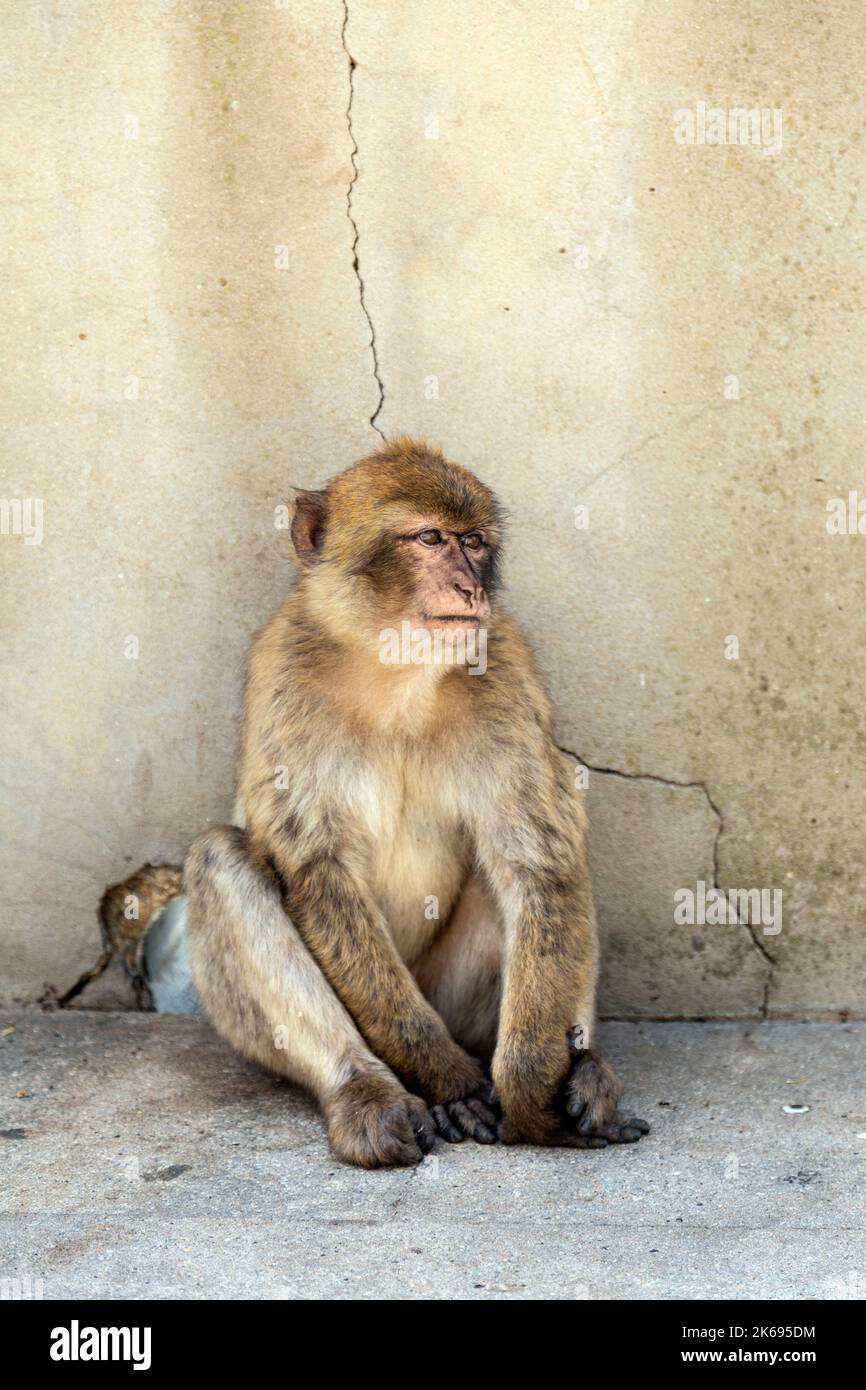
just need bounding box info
[412,878,503,1056]
[177,438,647,1163]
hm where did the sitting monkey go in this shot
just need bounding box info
[102,438,648,1167]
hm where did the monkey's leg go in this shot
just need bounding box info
[184,826,435,1169]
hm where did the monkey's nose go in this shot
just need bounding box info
[453,581,475,606]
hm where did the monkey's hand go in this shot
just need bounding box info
[430,1073,499,1146]
[495,1030,650,1148]
[325,1071,437,1169]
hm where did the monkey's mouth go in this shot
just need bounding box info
[423,613,483,624]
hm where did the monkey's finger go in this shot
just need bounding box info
[446,1101,477,1137]
[478,1078,500,1111]
[466,1096,499,1131]
[449,1099,496,1143]
[431,1104,464,1144]
[561,1132,608,1149]
[566,1097,588,1124]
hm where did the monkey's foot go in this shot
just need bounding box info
[430,1077,499,1145]
[326,1072,436,1169]
[559,1038,650,1147]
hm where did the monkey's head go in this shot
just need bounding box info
[291,438,503,652]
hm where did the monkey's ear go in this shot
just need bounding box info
[291,490,328,565]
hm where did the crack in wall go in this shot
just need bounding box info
[341,2,386,441]
[573,402,730,504]
[47,749,777,1021]
[561,745,777,1014]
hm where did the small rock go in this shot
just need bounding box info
[782,1103,810,1115]
[141,1163,190,1182]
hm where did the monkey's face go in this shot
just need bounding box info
[291,439,502,656]
[390,520,492,638]
[327,510,497,653]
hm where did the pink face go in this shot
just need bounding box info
[398,520,492,636]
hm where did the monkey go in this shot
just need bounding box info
[103,438,648,1167]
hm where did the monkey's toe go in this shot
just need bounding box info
[556,1048,651,1146]
[327,1075,437,1168]
[567,1113,651,1146]
[407,1098,437,1154]
[591,1118,647,1143]
[561,1048,623,1134]
[626,1116,651,1134]
[376,1100,434,1166]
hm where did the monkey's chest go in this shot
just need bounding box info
[367,807,471,965]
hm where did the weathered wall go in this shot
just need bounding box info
[2,0,864,1018]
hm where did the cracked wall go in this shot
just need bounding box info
[1,1,864,1019]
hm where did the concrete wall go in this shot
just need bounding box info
[2,0,864,1018]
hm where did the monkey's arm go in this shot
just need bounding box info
[265,837,487,1109]
[473,745,612,1144]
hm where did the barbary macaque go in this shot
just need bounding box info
[103,438,648,1167]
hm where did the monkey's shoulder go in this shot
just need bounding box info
[244,593,340,718]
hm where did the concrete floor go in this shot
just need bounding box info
[1,1008,863,1300]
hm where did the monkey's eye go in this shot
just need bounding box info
[461,532,483,551]
[416,529,442,546]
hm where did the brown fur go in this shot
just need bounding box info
[177,438,647,1162]
[98,863,183,1005]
